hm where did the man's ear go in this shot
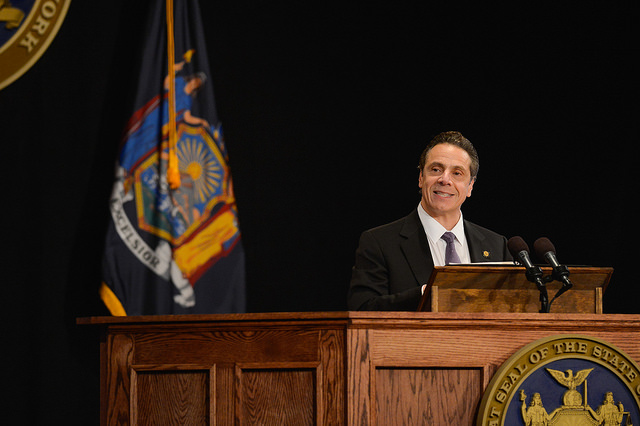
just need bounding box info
[467,177,475,197]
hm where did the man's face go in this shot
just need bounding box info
[418,143,475,221]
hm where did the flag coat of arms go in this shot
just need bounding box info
[101,0,245,315]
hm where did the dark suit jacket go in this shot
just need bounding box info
[348,210,512,311]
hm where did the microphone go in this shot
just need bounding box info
[508,236,544,284]
[508,236,549,312]
[533,237,573,292]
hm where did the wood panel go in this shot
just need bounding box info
[236,364,317,425]
[318,329,346,425]
[421,266,612,313]
[132,368,211,425]
[90,316,349,425]
[347,328,371,425]
[132,328,320,365]
[215,363,235,425]
[104,333,133,425]
[374,367,482,424]
[351,313,640,425]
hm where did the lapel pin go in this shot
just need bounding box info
[483,250,490,258]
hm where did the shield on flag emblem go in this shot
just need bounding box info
[133,123,239,282]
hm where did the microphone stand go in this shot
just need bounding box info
[522,265,573,313]
[524,265,551,313]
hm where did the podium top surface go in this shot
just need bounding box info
[426,265,613,291]
[77,310,639,330]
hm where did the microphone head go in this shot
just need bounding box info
[507,236,530,259]
[533,237,556,259]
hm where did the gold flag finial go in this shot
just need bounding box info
[183,49,195,63]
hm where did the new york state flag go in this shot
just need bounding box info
[100,0,245,315]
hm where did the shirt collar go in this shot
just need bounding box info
[417,203,465,244]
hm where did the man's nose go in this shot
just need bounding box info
[438,171,452,185]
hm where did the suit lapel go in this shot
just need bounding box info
[398,214,501,281]
[465,220,492,262]
[399,211,434,285]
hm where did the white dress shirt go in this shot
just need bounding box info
[416,203,471,266]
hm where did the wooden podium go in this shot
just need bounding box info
[418,266,613,313]
[79,311,640,425]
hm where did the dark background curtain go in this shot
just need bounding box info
[1,1,637,422]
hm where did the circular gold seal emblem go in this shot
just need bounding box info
[0,0,71,90]
[477,335,640,425]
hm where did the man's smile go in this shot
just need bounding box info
[433,190,454,198]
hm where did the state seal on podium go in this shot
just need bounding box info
[477,335,640,425]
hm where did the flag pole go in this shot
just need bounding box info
[165,0,181,189]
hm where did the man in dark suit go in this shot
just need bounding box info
[348,131,511,311]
